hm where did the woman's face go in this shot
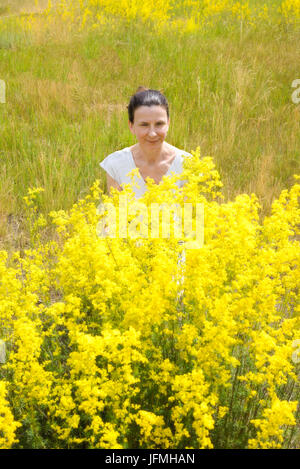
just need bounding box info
[128,105,170,148]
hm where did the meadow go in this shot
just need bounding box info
[0,0,299,251]
[0,0,299,449]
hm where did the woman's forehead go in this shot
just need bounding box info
[134,105,168,121]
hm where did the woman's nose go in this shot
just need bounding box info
[148,128,157,136]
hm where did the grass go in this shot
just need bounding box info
[0,0,49,15]
[0,0,299,252]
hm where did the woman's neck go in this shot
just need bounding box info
[133,142,171,166]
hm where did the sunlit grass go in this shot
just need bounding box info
[0,0,299,253]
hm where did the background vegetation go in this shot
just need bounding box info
[0,0,299,252]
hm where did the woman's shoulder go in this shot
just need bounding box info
[167,143,192,158]
[99,147,132,182]
[177,148,192,158]
[103,147,131,161]
[100,147,131,169]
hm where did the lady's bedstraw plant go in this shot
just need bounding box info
[0,147,299,448]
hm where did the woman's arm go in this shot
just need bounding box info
[106,173,123,195]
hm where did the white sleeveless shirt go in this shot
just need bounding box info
[100,145,191,199]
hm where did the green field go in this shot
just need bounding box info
[0,0,299,252]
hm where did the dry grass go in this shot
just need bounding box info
[248,153,282,211]
[18,70,126,121]
[0,0,51,16]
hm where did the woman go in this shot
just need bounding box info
[100,87,191,198]
[99,87,189,310]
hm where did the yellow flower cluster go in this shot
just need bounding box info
[15,0,300,35]
[280,0,300,22]
[0,147,299,448]
[0,382,21,448]
[248,397,298,448]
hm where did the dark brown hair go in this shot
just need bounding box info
[127,86,169,123]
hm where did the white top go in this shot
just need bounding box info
[100,145,191,199]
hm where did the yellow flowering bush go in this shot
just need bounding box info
[0,147,299,448]
[0,381,21,448]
